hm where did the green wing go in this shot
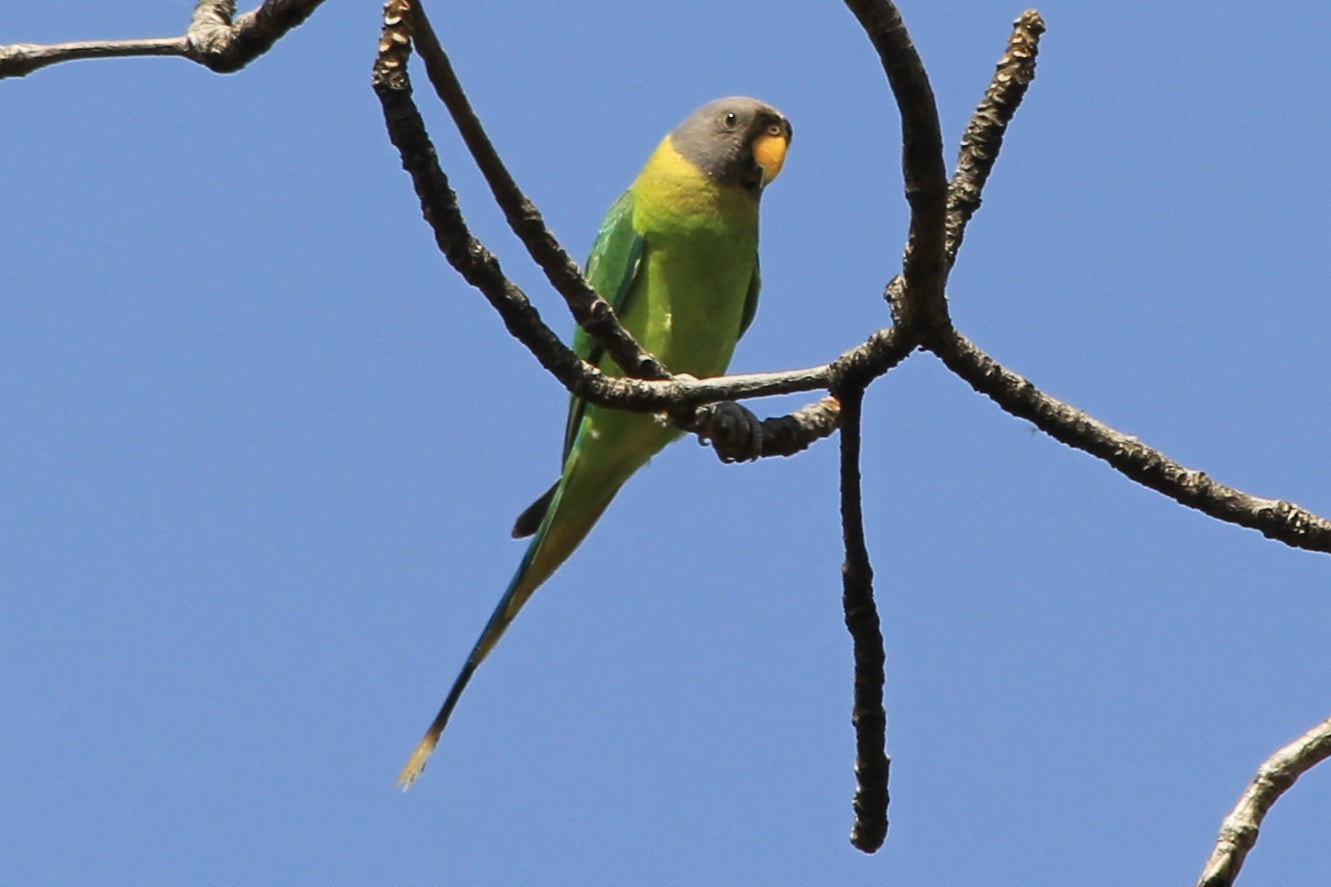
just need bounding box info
[573,193,643,367]
[511,191,644,539]
[738,252,761,339]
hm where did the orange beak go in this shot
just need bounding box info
[752,130,789,186]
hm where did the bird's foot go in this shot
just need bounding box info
[692,400,764,463]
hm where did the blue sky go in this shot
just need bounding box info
[4,2,1330,884]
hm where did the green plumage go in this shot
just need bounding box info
[398,97,789,787]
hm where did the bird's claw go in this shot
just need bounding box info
[696,400,763,463]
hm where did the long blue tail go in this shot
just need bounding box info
[395,432,630,788]
[395,527,547,789]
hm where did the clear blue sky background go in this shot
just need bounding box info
[3,2,1330,884]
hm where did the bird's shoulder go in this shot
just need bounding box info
[629,137,758,233]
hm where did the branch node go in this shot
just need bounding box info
[678,396,842,463]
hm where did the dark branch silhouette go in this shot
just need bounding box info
[931,330,1331,553]
[833,381,889,852]
[843,0,951,335]
[947,10,1046,267]
[401,2,667,383]
[0,0,326,78]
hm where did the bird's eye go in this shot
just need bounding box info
[723,112,738,129]
[766,123,783,137]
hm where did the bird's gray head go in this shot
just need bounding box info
[668,97,792,193]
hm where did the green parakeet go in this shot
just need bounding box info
[398,96,791,787]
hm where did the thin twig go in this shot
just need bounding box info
[373,14,589,394]
[833,381,889,853]
[0,0,325,78]
[755,397,844,457]
[824,325,910,856]
[402,1,666,381]
[842,0,951,335]
[1196,715,1331,887]
[0,38,188,76]
[932,329,1331,553]
[930,16,1331,550]
[947,10,1046,268]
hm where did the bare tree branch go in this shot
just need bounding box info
[0,37,188,76]
[751,396,844,457]
[924,10,1331,554]
[373,18,591,395]
[1196,715,1331,887]
[842,0,950,335]
[931,329,1331,553]
[830,0,956,850]
[834,381,889,853]
[818,328,912,857]
[401,0,667,382]
[947,10,1046,267]
[0,0,325,79]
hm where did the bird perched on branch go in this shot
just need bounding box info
[398,96,791,788]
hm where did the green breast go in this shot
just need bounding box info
[620,159,759,379]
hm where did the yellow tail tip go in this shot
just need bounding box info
[395,735,439,791]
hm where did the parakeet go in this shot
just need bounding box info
[398,96,791,788]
